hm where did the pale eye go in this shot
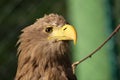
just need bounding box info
[45,27,53,33]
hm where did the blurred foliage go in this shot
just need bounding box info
[0,0,120,80]
[113,0,120,79]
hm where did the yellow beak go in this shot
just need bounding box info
[48,24,77,45]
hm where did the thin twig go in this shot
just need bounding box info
[72,25,120,74]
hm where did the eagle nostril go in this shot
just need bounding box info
[63,27,67,30]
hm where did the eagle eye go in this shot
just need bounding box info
[45,27,53,33]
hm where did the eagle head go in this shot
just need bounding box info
[15,14,77,80]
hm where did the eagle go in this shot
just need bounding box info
[15,14,77,80]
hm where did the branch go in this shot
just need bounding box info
[72,25,120,74]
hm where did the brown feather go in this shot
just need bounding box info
[15,14,77,80]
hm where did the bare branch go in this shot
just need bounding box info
[72,25,120,74]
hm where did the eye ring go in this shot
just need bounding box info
[45,27,53,33]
